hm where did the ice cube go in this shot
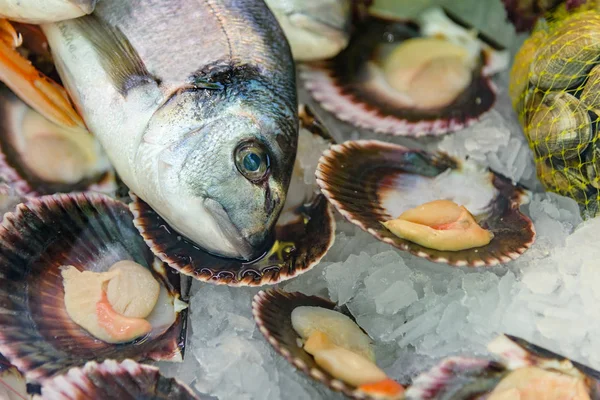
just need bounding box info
[373,280,418,315]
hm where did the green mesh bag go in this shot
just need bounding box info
[511,5,600,218]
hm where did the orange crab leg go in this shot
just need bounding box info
[0,18,85,130]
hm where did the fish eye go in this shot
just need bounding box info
[234,141,270,182]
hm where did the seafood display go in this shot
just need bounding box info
[253,289,405,399]
[130,105,335,286]
[264,0,352,61]
[407,335,600,399]
[0,193,189,382]
[301,6,510,136]
[316,140,535,266]
[0,0,595,399]
[37,359,200,400]
[510,4,600,218]
[0,0,299,262]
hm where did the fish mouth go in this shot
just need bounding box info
[204,198,275,262]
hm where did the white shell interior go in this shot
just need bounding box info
[378,159,498,219]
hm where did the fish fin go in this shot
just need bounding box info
[71,14,158,95]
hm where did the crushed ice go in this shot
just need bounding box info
[156,91,598,399]
[155,39,596,400]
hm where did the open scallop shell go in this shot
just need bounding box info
[301,8,507,137]
[316,140,535,267]
[35,359,199,400]
[0,86,116,197]
[0,193,190,383]
[406,335,600,399]
[489,334,600,387]
[252,289,401,400]
[130,105,336,286]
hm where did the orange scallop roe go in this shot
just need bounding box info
[358,378,405,397]
[96,290,152,343]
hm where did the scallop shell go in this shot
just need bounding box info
[0,193,190,383]
[405,357,507,399]
[301,10,504,137]
[316,140,536,267]
[406,335,600,399]
[490,334,600,384]
[35,359,200,400]
[130,105,336,287]
[0,87,116,197]
[253,289,400,400]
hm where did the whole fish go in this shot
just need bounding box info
[264,0,352,61]
[39,0,299,261]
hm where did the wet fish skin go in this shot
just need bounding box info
[264,0,352,61]
[41,0,298,261]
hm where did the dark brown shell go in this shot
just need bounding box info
[315,140,536,267]
[36,359,200,400]
[0,87,116,197]
[252,289,401,400]
[130,192,334,286]
[0,193,189,383]
[301,15,498,137]
[130,105,336,286]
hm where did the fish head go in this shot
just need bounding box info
[150,87,298,261]
[267,0,352,61]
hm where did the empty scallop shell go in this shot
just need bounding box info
[316,140,536,267]
[130,105,336,286]
[406,335,600,399]
[301,8,506,137]
[35,359,200,400]
[0,193,190,383]
[253,289,401,400]
[0,86,116,197]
